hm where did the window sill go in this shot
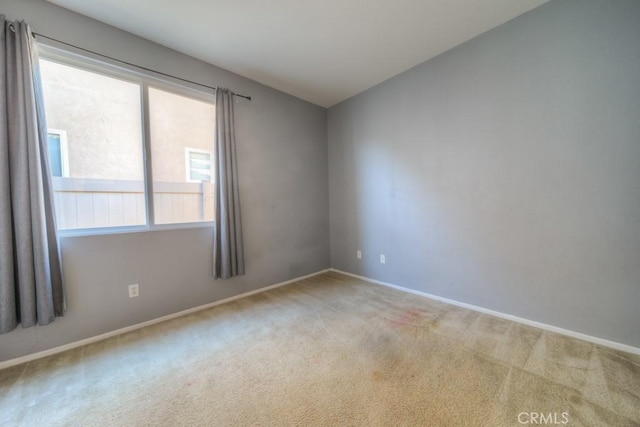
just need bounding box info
[58,221,215,238]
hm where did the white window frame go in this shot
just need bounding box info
[47,128,70,178]
[185,147,213,183]
[38,43,217,237]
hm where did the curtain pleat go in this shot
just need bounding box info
[0,16,65,334]
[213,89,244,279]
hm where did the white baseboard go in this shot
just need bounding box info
[330,268,640,356]
[0,269,331,370]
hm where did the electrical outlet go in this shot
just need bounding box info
[380,254,386,264]
[128,284,139,298]
[356,250,362,259]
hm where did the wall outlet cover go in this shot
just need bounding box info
[128,284,139,298]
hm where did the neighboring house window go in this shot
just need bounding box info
[185,148,213,183]
[47,129,69,177]
[39,51,216,232]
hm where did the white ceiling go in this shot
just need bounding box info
[46,0,550,107]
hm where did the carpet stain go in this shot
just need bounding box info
[372,370,385,381]
[389,308,424,329]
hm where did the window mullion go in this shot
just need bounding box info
[141,83,155,226]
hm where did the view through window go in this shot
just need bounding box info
[39,57,216,231]
[149,87,216,225]
[46,129,68,178]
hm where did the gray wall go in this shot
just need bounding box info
[328,0,640,347]
[0,0,329,362]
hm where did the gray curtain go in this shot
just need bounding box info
[213,88,244,279]
[0,16,65,334]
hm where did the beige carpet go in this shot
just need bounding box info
[1,272,639,426]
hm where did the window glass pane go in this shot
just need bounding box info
[188,151,212,182]
[47,133,63,177]
[149,87,215,224]
[40,59,146,230]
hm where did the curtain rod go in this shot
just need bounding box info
[32,32,252,101]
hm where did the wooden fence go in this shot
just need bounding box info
[52,177,214,229]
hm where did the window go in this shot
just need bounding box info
[46,129,69,177]
[149,87,216,224]
[185,148,213,183]
[39,50,216,232]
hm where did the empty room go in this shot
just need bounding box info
[1,0,639,425]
